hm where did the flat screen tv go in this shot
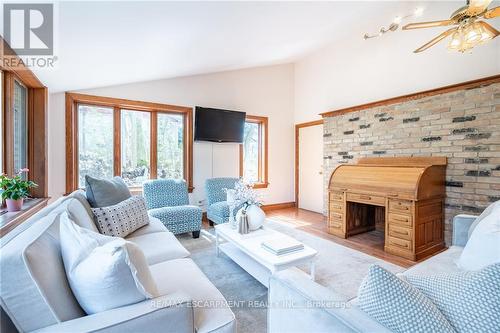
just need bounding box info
[194,107,246,143]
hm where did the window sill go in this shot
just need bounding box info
[0,198,50,237]
[252,182,269,189]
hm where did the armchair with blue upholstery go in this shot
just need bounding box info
[143,179,202,238]
[205,177,240,226]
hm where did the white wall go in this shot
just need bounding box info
[294,29,500,123]
[48,64,295,208]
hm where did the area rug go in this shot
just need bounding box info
[177,218,405,333]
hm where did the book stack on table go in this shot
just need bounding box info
[261,237,304,256]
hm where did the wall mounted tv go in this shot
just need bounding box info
[194,107,246,143]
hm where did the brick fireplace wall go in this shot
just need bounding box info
[323,82,500,245]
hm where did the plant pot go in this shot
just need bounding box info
[6,198,24,212]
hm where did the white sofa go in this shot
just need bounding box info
[0,190,236,333]
[268,214,478,333]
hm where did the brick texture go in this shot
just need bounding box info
[323,82,500,245]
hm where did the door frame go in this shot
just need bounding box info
[295,119,324,208]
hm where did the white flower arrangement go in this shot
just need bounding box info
[227,178,263,210]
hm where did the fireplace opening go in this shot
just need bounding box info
[346,202,385,249]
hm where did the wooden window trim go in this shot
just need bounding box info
[239,115,268,189]
[2,69,48,198]
[65,92,194,194]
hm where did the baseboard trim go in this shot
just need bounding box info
[261,202,296,212]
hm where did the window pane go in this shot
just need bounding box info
[78,105,114,187]
[243,122,259,183]
[13,80,28,177]
[121,110,150,186]
[157,113,184,179]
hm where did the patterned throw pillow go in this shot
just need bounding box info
[357,265,455,333]
[403,264,500,333]
[92,196,149,238]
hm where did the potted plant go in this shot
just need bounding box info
[0,169,38,212]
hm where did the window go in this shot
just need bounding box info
[121,110,151,186]
[77,104,114,187]
[66,93,193,193]
[0,70,3,174]
[13,80,28,177]
[240,115,268,188]
[157,113,184,179]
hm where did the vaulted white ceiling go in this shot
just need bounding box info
[19,1,499,92]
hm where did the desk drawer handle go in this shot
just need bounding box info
[393,216,409,222]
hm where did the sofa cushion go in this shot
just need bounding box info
[85,175,131,208]
[126,216,168,237]
[403,263,500,333]
[66,197,98,232]
[458,202,500,271]
[357,265,454,333]
[1,213,85,332]
[126,232,190,265]
[92,196,150,238]
[60,214,158,314]
[207,201,230,218]
[150,258,236,333]
[402,246,463,277]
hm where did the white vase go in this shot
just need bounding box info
[237,205,265,231]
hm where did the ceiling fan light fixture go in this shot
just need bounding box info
[448,31,464,51]
[464,22,482,44]
[478,23,496,43]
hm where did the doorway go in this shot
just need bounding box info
[296,120,324,213]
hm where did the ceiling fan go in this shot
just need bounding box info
[403,0,500,53]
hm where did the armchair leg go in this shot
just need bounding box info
[209,220,214,227]
[192,230,200,238]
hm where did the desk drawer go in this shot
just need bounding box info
[388,212,413,228]
[329,201,343,212]
[387,235,412,251]
[389,199,412,213]
[388,225,412,241]
[346,193,385,206]
[329,211,343,223]
[330,191,344,202]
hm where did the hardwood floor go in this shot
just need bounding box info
[266,207,430,268]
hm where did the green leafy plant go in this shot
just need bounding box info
[0,169,38,200]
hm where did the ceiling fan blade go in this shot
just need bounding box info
[477,21,500,37]
[467,0,493,16]
[413,28,457,53]
[403,20,455,30]
[483,6,500,19]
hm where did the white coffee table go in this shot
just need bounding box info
[215,223,317,288]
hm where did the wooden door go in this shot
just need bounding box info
[298,124,324,213]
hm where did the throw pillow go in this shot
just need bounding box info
[467,200,500,239]
[59,213,158,314]
[92,196,150,238]
[66,197,98,232]
[403,264,500,333]
[85,175,131,208]
[357,265,454,333]
[458,202,500,270]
